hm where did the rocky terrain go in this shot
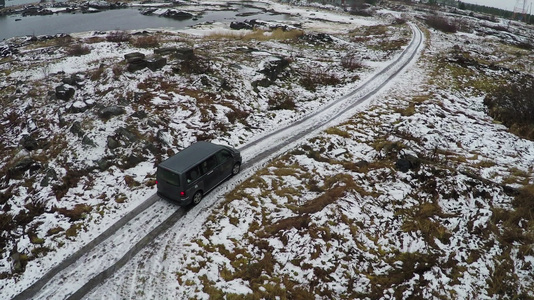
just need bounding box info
[1,0,534,299]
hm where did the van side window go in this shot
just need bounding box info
[186,165,200,183]
[216,149,232,163]
[201,155,218,173]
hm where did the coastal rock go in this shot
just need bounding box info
[161,10,193,20]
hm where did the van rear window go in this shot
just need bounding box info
[158,167,180,186]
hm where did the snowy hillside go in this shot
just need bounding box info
[1,0,533,299]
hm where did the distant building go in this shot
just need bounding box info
[0,0,5,8]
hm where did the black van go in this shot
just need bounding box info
[156,141,242,206]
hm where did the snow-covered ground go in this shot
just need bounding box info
[1,0,533,299]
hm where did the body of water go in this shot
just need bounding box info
[0,2,294,41]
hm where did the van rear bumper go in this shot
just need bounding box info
[157,192,192,206]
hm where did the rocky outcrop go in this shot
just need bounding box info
[124,51,167,72]
[8,157,41,179]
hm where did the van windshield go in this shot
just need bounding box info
[158,167,180,186]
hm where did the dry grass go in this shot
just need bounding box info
[131,35,160,48]
[205,28,304,41]
[66,44,91,56]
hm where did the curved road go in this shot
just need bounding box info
[13,23,424,300]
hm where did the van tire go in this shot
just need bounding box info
[192,191,203,205]
[232,163,241,176]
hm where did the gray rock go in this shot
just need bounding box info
[122,154,144,169]
[131,110,147,119]
[124,52,146,63]
[55,84,75,101]
[9,158,39,179]
[67,101,89,113]
[82,135,96,147]
[95,158,111,171]
[127,60,147,72]
[154,47,178,56]
[58,114,67,128]
[107,136,120,149]
[99,106,125,119]
[395,154,421,172]
[70,121,84,137]
[116,127,138,143]
[147,57,167,71]
[40,168,58,187]
[173,48,195,60]
[20,135,38,151]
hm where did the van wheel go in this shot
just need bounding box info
[192,191,203,205]
[232,163,241,176]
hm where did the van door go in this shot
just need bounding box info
[157,167,182,201]
[216,149,234,179]
[200,155,220,191]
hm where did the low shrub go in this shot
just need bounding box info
[268,92,296,110]
[341,54,363,71]
[67,44,91,56]
[299,67,341,92]
[484,74,534,140]
[132,35,160,48]
[425,15,457,33]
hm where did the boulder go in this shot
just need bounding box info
[131,110,147,119]
[124,52,146,63]
[99,106,125,119]
[95,158,110,171]
[230,21,254,30]
[20,135,38,151]
[127,60,147,72]
[40,168,58,187]
[173,48,195,60]
[116,127,138,144]
[9,158,40,179]
[107,137,120,149]
[122,154,144,169]
[161,10,193,20]
[260,57,290,81]
[70,121,84,137]
[395,154,421,172]
[147,57,167,71]
[82,136,96,147]
[154,47,178,56]
[55,84,75,101]
[62,73,85,87]
[67,101,89,113]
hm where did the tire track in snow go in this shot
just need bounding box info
[13,23,423,300]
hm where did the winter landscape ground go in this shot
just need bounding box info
[1,0,534,299]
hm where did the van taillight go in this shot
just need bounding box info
[180,191,186,197]
[155,180,158,185]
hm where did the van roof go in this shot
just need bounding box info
[158,141,227,173]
